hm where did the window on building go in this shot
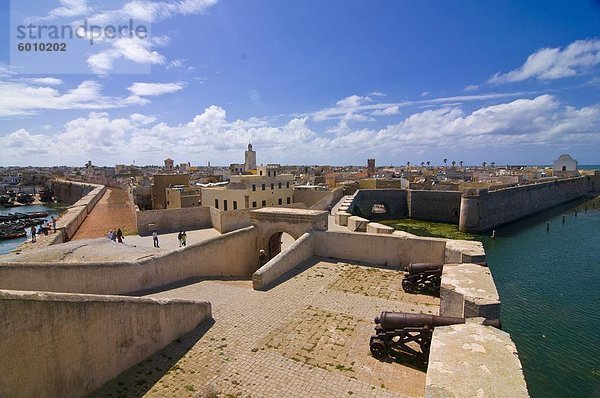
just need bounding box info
[252,201,257,208]
[278,182,281,189]
[278,198,282,205]
[286,182,290,188]
[224,200,228,211]
[274,171,277,177]
[252,184,256,191]
[233,201,238,210]
[214,199,219,209]
[271,183,274,190]
[167,201,170,205]
[287,197,291,204]
[260,171,263,176]
[261,200,266,207]
[262,184,265,190]
[268,171,271,177]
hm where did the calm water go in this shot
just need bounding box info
[0,204,61,255]
[481,196,600,398]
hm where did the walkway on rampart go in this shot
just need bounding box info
[72,188,136,240]
[91,259,440,398]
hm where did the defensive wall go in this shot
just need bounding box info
[292,187,344,210]
[47,180,106,242]
[459,174,600,232]
[251,227,527,396]
[0,226,258,295]
[0,289,211,398]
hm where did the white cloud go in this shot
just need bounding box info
[0,80,147,117]
[87,37,166,75]
[127,82,186,96]
[21,78,64,86]
[371,105,400,116]
[464,84,479,91]
[2,95,598,166]
[31,0,91,21]
[421,91,429,97]
[489,38,600,84]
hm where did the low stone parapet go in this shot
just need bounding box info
[426,320,529,397]
[366,222,394,234]
[445,239,486,264]
[335,211,351,226]
[0,289,212,398]
[338,205,350,212]
[347,216,368,232]
[440,263,500,322]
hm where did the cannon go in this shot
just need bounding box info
[401,262,443,294]
[369,311,465,365]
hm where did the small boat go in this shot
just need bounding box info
[0,230,27,240]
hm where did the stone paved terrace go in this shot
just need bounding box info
[91,259,440,398]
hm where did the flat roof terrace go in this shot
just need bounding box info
[91,259,440,398]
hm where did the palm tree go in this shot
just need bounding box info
[482,161,487,168]
[459,160,463,167]
[443,158,447,167]
[491,162,496,168]
[407,161,411,168]
[426,161,430,168]
[451,160,456,168]
[421,161,425,168]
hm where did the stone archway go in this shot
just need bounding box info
[249,207,329,263]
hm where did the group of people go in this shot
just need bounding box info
[150,230,187,248]
[106,228,125,243]
[30,216,57,243]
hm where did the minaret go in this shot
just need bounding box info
[245,143,257,171]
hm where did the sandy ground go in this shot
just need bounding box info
[72,188,137,240]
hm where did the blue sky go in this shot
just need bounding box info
[1,0,599,167]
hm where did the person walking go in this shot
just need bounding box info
[51,216,56,233]
[181,231,187,247]
[152,231,160,248]
[177,231,183,247]
[107,230,114,240]
[30,226,36,243]
[116,228,124,243]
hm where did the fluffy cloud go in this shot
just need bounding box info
[0,80,147,117]
[87,37,166,75]
[127,82,186,96]
[1,94,598,166]
[489,38,600,84]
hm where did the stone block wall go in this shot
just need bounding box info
[0,289,211,398]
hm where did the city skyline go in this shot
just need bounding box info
[1,0,600,166]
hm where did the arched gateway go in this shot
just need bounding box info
[249,207,329,262]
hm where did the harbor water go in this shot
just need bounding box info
[482,196,600,398]
[0,204,61,255]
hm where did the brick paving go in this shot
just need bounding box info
[91,259,439,398]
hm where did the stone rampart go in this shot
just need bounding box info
[0,227,258,295]
[407,190,462,223]
[252,232,314,290]
[51,179,101,205]
[350,189,408,220]
[426,320,529,397]
[137,206,212,236]
[0,289,211,398]
[313,230,446,268]
[459,175,600,232]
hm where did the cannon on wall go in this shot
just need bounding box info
[369,311,465,365]
[401,262,443,295]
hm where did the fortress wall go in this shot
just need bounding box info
[312,230,446,268]
[137,206,212,236]
[310,187,345,210]
[460,175,600,232]
[0,289,211,398]
[211,207,252,234]
[407,190,462,223]
[0,227,258,295]
[253,232,314,290]
[47,180,106,242]
[350,189,408,220]
[51,180,104,205]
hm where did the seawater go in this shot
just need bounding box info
[481,196,600,398]
[0,204,61,255]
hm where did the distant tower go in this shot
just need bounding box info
[164,158,174,173]
[367,159,375,177]
[245,143,257,171]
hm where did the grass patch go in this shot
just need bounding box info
[380,219,478,240]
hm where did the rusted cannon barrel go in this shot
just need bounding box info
[404,262,444,275]
[374,311,465,331]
